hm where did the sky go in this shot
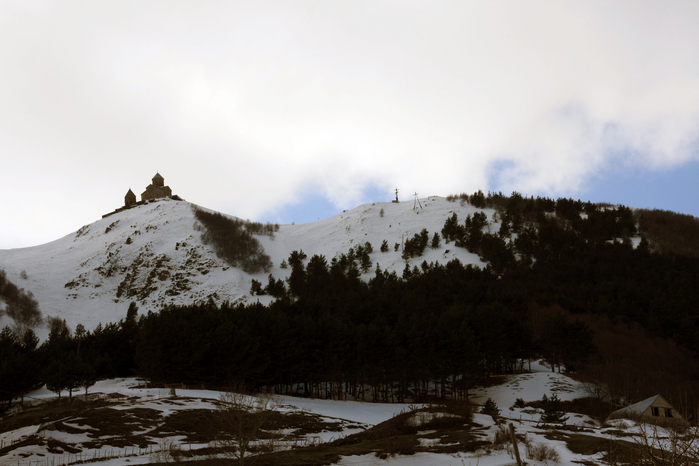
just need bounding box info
[1,1,698,249]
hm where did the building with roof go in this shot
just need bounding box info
[607,395,686,426]
[141,172,172,201]
[103,173,180,218]
[124,189,137,207]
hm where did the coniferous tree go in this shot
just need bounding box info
[306,254,330,295]
[380,240,389,253]
[441,212,460,243]
[41,320,74,398]
[287,250,308,298]
[431,232,441,249]
[360,251,372,273]
[470,190,486,208]
[481,398,500,417]
[540,394,569,424]
[250,279,264,296]
[0,327,22,410]
[15,328,40,405]
[264,274,286,298]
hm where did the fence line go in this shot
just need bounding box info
[7,440,165,466]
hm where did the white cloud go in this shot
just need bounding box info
[1,0,699,247]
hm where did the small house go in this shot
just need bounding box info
[607,395,686,426]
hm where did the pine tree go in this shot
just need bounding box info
[360,251,372,273]
[0,327,22,409]
[431,232,441,249]
[287,250,308,298]
[250,279,264,296]
[265,274,286,298]
[481,398,500,417]
[442,212,459,243]
[540,394,569,424]
[380,240,389,253]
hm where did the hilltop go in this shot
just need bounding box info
[0,195,489,334]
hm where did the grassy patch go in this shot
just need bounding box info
[72,407,162,437]
[0,397,111,434]
[265,410,362,436]
[544,431,639,463]
[150,409,218,443]
[46,438,82,454]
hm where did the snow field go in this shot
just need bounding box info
[1,369,665,466]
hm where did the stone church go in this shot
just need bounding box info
[104,173,178,218]
[123,172,173,206]
[139,172,172,202]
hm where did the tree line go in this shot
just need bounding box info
[140,193,699,411]
[0,303,139,409]
[3,192,699,419]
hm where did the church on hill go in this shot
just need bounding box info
[104,173,179,218]
[138,172,172,202]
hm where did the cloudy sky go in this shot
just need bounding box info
[1,1,699,249]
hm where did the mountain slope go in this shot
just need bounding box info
[0,196,489,334]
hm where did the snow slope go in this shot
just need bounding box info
[0,196,489,334]
[1,370,616,466]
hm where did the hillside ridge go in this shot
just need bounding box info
[0,195,490,334]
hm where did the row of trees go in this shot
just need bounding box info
[0,303,140,410]
[143,193,699,406]
[134,252,600,402]
[0,326,40,409]
[2,253,600,408]
[448,190,637,240]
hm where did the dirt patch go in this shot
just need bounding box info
[149,409,218,443]
[265,411,357,436]
[544,431,639,463]
[329,405,482,458]
[72,407,162,437]
[46,438,82,454]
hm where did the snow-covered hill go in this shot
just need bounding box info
[0,367,617,466]
[0,196,491,335]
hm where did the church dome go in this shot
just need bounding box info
[152,172,164,187]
